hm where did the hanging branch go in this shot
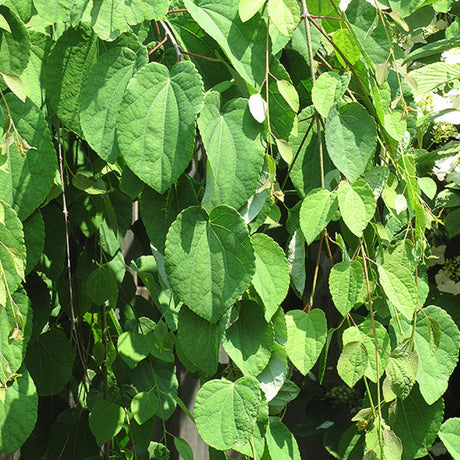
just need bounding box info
[159,20,183,61]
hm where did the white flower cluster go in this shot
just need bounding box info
[435,254,460,295]
[433,153,460,184]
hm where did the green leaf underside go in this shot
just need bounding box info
[251,233,290,322]
[337,341,368,388]
[194,376,262,450]
[165,205,255,323]
[184,0,267,89]
[326,103,377,183]
[223,300,274,376]
[285,309,327,375]
[199,92,265,211]
[80,47,147,163]
[117,61,204,193]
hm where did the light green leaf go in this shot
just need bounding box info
[184,0,267,89]
[117,61,204,193]
[277,79,299,112]
[1,73,26,102]
[32,0,87,24]
[117,331,151,369]
[130,392,159,425]
[251,233,290,322]
[285,309,327,375]
[44,24,98,134]
[0,13,10,32]
[300,188,338,245]
[265,417,301,460]
[414,306,460,405]
[378,263,418,320]
[0,289,32,384]
[409,62,460,96]
[325,103,377,183]
[385,353,418,400]
[268,0,300,37]
[80,47,147,163]
[384,111,407,142]
[0,370,38,455]
[388,0,425,17]
[337,181,376,237]
[275,137,292,164]
[89,400,125,446]
[194,376,262,450]
[286,230,306,297]
[199,92,265,210]
[256,343,287,402]
[439,418,460,460]
[174,438,194,460]
[0,200,25,297]
[312,72,351,118]
[25,329,75,396]
[176,305,226,376]
[239,0,266,22]
[337,341,368,388]
[390,385,444,460]
[165,205,255,323]
[0,6,29,76]
[332,29,361,65]
[223,300,274,376]
[0,94,57,220]
[329,261,365,316]
[417,177,437,200]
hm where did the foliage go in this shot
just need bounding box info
[0,0,459,459]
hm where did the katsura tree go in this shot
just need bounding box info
[0,0,460,459]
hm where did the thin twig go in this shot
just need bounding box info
[159,20,183,61]
[148,35,168,56]
[180,50,219,62]
[167,9,187,14]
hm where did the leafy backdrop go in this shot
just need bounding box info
[0,0,459,459]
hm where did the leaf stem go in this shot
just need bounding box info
[160,20,183,61]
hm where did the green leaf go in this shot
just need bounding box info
[80,47,147,163]
[267,0,300,37]
[385,353,418,400]
[332,29,361,65]
[0,370,38,455]
[117,61,204,193]
[86,265,118,306]
[417,177,436,200]
[289,106,334,197]
[268,379,300,414]
[117,331,151,369]
[1,73,26,102]
[251,233,290,322]
[388,0,425,17]
[0,200,25,297]
[378,263,418,320]
[265,417,301,460]
[23,210,45,275]
[32,0,87,24]
[337,181,376,237]
[199,92,265,211]
[404,36,460,63]
[0,94,57,220]
[286,230,306,297]
[325,103,377,183]
[384,111,407,142]
[409,62,460,96]
[194,376,262,450]
[285,309,327,375]
[223,300,274,376]
[256,342,287,402]
[439,418,460,460]
[165,205,255,323]
[184,0,267,89]
[176,305,226,376]
[0,289,32,383]
[277,79,299,112]
[239,0,265,22]
[329,261,365,316]
[174,438,194,460]
[130,392,159,425]
[89,400,125,446]
[25,328,75,396]
[312,72,351,118]
[140,175,198,254]
[414,306,460,405]
[299,188,338,245]
[0,6,29,76]
[337,341,368,388]
[44,24,98,133]
[390,385,444,460]
[342,320,391,383]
